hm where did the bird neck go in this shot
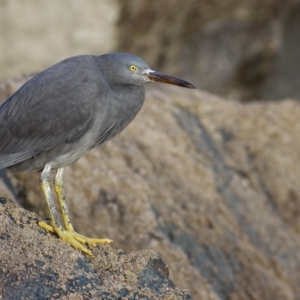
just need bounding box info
[112,84,145,107]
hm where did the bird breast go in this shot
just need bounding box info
[91,84,145,148]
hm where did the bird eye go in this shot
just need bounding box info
[130,65,137,72]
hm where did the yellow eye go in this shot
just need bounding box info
[130,65,137,72]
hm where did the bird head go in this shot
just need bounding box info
[98,53,196,89]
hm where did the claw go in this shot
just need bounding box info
[38,221,112,256]
[38,220,55,233]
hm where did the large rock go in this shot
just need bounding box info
[1,77,300,299]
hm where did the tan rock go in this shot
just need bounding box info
[0,196,191,299]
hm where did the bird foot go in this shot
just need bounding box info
[38,221,113,256]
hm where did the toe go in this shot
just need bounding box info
[54,228,93,256]
[38,221,55,233]
[85,238,113,247]
[38,221,111,256]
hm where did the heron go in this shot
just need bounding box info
[0,53,196,255]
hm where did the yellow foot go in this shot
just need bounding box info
[38,221,113,256]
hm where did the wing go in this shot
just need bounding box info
[0,55,108,169]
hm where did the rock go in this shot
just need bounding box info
[0,195,192,300]
[261,5,300,100]
[1,78,300,299]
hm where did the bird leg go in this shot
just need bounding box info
[38,164,112,256]
[54,167,73,231]
[38,163,62,232]
[54,167,112,248]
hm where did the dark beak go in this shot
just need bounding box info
[145,71,196,89]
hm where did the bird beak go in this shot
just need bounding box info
[144,70,196,89]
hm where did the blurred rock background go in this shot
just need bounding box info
[1,1,300,300]
[1,0,300,101]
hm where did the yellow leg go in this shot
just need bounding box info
[38,164,112,256]
[54,167,73,231]
[54,167,112,248]
[38,163,62,231]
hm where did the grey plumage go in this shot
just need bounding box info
[0,53,195,173]
[0,54,147,171]
[0,52,195,255]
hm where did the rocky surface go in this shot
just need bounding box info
[1,78,300,299]
[0,195,191,300]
